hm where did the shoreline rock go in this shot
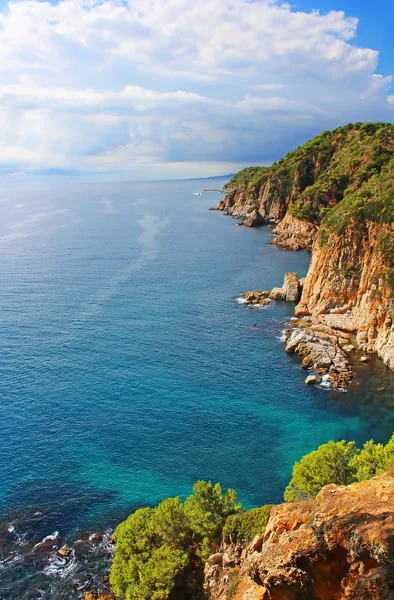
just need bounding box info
[204,474,394,600]
[285,320,353,389]
[241,273,302,306]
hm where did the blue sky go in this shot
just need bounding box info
[0,0,393,183]
[298,1,394,75]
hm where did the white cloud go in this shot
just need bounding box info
[0,0,392,180]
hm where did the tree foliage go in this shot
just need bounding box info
[284,434,394,502]
[284,441,357,501]
[110,432,394,599]
[222,505,274,543]
[225,122,394,230]
[110,481,240,599]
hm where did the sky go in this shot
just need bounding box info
[0,0,393,184]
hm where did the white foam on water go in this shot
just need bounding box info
[88,530,114,555]
[43,550,78,579]
[235,296,247,304]
[15,532,29,547]
[247,303,268,310]
[278,329,288,342]
[318,374,332,390]
[0,553,24,571]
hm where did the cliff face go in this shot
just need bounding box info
[295,222,394,367]
[205,474,394,600]
[216,123,394,373]
[217,123,394,251]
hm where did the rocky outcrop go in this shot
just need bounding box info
[282,272,301,303]
[205,474,394,600]
[285,320,353,389]
[241,273,302,306]
[241,290,271,306]
[242,209,267,228]
[269,214,318,251]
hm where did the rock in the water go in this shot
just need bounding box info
[269,287,285,300]
[305,374,320,385]
[268,273,301,302]
[242,209,266,227]
[342,344,355,352]
[57,545,71,558]
[241,290,270,306]
[282,272,300,302]
[285,322,352,389]
[360,355,370,363]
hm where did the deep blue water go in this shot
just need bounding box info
[0,177,394,597]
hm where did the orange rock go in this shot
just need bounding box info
[247,474,394,600]
[83,592,114,600]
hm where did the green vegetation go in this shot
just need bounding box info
[284,434,394,501]
[110,432,394,598]
[222,505,274,543]
[225,122,394,229]
[284,440,357,501]
[110,481,241,600]
[319,156,394,238]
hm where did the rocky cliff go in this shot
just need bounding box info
[216,123,394,376]
[204,473,394,600]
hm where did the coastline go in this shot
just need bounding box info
[2,171,394,600]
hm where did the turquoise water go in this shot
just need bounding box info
[0,178,394,597]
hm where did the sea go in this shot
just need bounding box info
[0,177,394,598]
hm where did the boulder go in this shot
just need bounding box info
[342,344,355,352]
[208,553,224,566]
[248,535,263,553]
[222,553,234,568]
[242,209,266,227]
[269,287,285,300]
[360,355,370,363]
[305,374,320,385]
[268,273,301,302]
[282,272,300,302]
[57,545,71,558]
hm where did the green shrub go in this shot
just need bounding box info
[284,433,394,502]
[284,440,357,501]
[349,440,386,482]
[222,505,274,543]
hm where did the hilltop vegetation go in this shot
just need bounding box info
[224,122,394,225]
